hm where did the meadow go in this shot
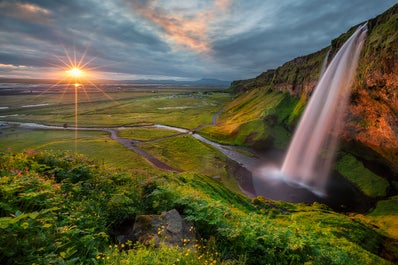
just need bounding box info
[0,84,241,192]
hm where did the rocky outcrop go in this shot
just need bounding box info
[228,3,398,171]
[113,209,196,247]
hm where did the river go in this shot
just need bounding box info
[1,121,373,212]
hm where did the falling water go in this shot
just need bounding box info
[278,24,368,195]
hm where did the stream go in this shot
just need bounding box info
[1,121,374,212]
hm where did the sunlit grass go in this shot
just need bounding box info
[138,134,242,194]
[199,89,299,147]
[0,127,157,171]
[366,196,398,239]
[335,153,390,197]
[117,127,179,141]
[0,92,231,129]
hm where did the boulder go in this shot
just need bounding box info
[115,209,196,247]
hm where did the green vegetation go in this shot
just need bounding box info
[335,153,390,197]
[199,89,299,148]
[0,91,231,129]
[117,127,179,141]
[0,151,393,264]
[137,134,241,194]
[366,196,398,239]
[0,127,155,171]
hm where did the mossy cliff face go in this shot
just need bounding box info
[344,5,398,170]
[228,4,398,171]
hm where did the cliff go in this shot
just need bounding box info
[225,4,398,172]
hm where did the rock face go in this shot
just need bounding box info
[114,209,196,247]
[228,3,398,171]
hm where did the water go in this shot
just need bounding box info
[259,24,368,196]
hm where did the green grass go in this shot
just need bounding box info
[366,196,398,239]
[1,92,231,129]
[137,134,242,194]
[198,89,298,148]
[117,127,179,141]
[0,151,393,264]
[0,127,156,171]
[335,153,390,197]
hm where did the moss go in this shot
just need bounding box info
[199,90,298,148]
[335,153,390,197]
[366,196,398,239]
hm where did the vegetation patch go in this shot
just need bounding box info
[137,134,241,194]
[0,128,155,171]
[199,89,298,148]
[117,127,179,141]
[0,92,231,129]
[335,153,390,197]
[0,151,393,264]
[366,196,398,239]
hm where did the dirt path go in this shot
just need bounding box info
[106,129,182,172]
[1,122,182,172]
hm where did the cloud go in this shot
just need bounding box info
[128,0,232,53]
[0,0,396,81]
[215,0,231,12]
[0,1,52,24]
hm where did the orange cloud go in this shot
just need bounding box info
[131,0,231,53]
[0,1,51,23]
[215,0,231,12]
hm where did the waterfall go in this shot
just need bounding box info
[279,24,368,195]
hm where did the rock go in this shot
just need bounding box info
[115,209,196,247]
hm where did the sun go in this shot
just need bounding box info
[66,67,84,78]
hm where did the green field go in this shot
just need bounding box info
[1,90,231,129]
[0,88,234,179]
[0,127,156,171]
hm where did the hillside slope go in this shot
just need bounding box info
[0,151,396,264]
[207,4,397,173]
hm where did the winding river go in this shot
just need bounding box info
[1,121,373,212]
[0,121,257,173]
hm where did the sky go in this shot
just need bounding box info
[0,0,396,81]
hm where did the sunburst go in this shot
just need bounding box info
[66,67,84,78]
[40,46,122,153]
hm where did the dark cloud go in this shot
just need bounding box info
[0,0,396,81]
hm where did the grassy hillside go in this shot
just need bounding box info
[0,151,396,264]
[198,88,302,149]
[212,4,398,198]
[226,4,398,165]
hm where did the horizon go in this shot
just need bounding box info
[0,1,396,81]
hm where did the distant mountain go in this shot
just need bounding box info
[191,78,231,87]
[127,78,231,87]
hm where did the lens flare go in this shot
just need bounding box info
[38,46,124,154]
[66,67,83,78]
